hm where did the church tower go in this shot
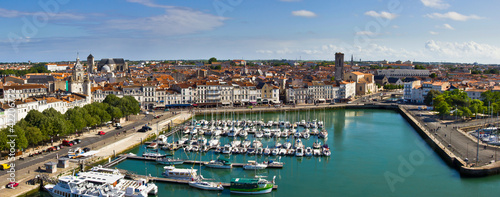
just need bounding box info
[70,53,86,94]
[87,54,94,74]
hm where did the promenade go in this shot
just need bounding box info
[0,111,192,197]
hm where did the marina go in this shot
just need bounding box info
[31,108,500,197]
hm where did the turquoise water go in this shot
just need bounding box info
[33,109,500,196]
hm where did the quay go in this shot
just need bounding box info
[118,154,284,168]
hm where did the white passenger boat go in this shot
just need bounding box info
[44,168,158,197]
[189,180,224,191]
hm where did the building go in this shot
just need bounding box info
[69,55,92,96]
[45,64,69,72]
[376,69,430,78]
[334,53,344,82]
[344,71,377,96]
[404,80,450,103]
[3,84,48,101]
[87,54,95,74]
[97,58,128,72]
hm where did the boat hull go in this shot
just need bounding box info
[230,187,273,194]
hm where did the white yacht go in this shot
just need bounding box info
[162,166,198,180]
[45,168,158,197]
[222,144,232,154]
[243,160,268,170]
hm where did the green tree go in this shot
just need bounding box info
[429,73,437,79]
[424,90,441,106]
[25,126,43,146]
[436,101,450,117]
[208,57,217,64]
[108,106,123,120]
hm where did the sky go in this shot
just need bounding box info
[0,0,499,64]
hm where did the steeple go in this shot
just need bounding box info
[351,54,354,66]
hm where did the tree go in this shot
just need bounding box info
[429,73,437,79]
[108,106,123,120]
[208,57,217,64]
[424,90,441,106]
[25,126,43,146]
[436,101,450,117]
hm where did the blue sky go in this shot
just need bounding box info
[0,0,499,63]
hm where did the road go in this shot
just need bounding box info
[0,111,169,176]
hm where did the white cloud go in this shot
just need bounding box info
[436,23,454,30]
[126,0,173,9]
[392,25,399,29]
[291,10,317,18]
[420,0,450,9]
[425,12,483,21]
[429,31,439,35]
[105,8,225,36]
[364,11,398,20]
[356,31,375,36]
[0,8,85,20]
[425,40,500,62]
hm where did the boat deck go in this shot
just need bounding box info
[134,174,278,189]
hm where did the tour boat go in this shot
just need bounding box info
[142,151,166,159]
[205,158,233,169]
[230,176,275,194]
[45,168,158,197]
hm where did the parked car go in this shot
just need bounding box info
[83,147,91,152]
[70,140,78,145]
[142,126,152,131]
[62,140,73,147]
[0,164,10,170]
[138,128,147,132]
[6,182,18,189]
[98,131,106,135]
[74,139,82,143]
[115,126,123,129]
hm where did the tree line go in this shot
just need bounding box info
[0,95,140,151]
[0,63,51,76]
[426,89,499,119]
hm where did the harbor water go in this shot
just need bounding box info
[32,109,500,196]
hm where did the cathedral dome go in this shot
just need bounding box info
[101,65,111,73]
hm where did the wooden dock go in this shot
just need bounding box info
[134,174,278,189]
[124,155,284,168]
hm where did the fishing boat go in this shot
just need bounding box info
[156,157,184,165]
[205,158,233,169]
[230,176,275,194]
[243,160,267,170]
[146,142,158,149]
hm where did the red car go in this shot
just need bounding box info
[6,182,18,189]
[62,140,73,147]
[98,131,106,135]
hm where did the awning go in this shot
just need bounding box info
[250,101,257,104]
[241,99,250,102]
[222,102,231,105]
[317,98,325,101]
[272,100,281,104]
